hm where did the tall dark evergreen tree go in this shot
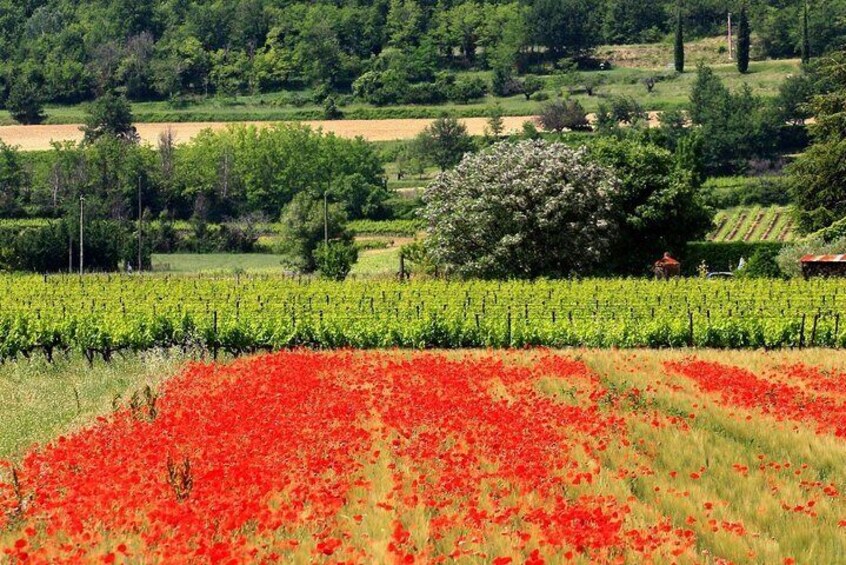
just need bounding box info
[6,78,45,125]
[737,4,750,73]
[674,4,685,73]
[801,1,811,64]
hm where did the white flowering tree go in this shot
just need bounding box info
[421,140,620,278]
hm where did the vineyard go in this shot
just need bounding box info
[2,274,846,360]
[709,206,796,242]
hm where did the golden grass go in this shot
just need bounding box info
[0,117,536,151]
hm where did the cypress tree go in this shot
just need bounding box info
[801,1,811,64]
[674,4,685,73]
[737,4,750,73]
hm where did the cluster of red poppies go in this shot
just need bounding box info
[665,359,846,438]
[1,351,716,563]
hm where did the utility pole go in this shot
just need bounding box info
[323,189,329,246]
[801,0,811,64]
[79,196,84,275]
[728,12,733,59]
[138,175,143,272]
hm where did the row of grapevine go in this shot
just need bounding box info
[710,206,795,242]
[1,274,844,360]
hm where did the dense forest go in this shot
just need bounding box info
[0,0,844,106]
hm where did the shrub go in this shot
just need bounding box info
[684,241,785,275]
[82,93,138,144]
[738,246,783,278]
[314,240,358,281]
[491,68,523,97]
[6,78,45,125]
[538,99,591,133]
[322,96,343,120]
[404,82,445,104]
[809,217,846,243]
[521,121,541,140]
[413,116,475,171]
[277,192,353,273]
[352,70,408,106]
[520,76,544,100]
[445,77,487,104]
[609,96,647,124]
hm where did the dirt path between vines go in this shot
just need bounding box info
[0,116,538,151]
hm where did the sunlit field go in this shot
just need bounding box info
[3,349,846,563]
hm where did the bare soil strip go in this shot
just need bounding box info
[0,116,538,151]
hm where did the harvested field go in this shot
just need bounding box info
[0,116,536,151]
[0,112,668,151]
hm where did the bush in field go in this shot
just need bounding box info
[6,77,45,125]
[609,95,647,124]
[537,99,590,133]
[491,68,524,97]
[322,96,343,120]
[422,140,620,278]
[314,240,358,280]
[414,116,475,171]
[520,76,544,100]
[277,192,353,273]
[82,93,138,144]
[738,246,784,278]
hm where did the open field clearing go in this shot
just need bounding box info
[0,59,797,149]
[3,348,846,563]
[151,253,288,274]
[151,247,403,278]
[2,275,846,356]
[0,59,796,151]
[0,117,535,151]
[597,36,754,68]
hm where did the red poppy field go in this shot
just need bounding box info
[3,349,846,564]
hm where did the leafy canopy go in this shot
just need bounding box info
[422,140,620,279]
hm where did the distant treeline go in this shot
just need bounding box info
[0,0,844,106]
[0,123,389,223]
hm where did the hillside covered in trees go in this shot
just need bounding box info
[0,0,844,107]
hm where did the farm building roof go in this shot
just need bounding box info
[800,254,846,263]
[655,253,680,266]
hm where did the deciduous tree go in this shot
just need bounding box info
[422,140,620,278]
[414,116,475,171]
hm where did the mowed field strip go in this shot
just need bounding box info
[0,116,537,150]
